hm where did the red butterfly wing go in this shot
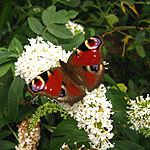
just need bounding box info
[28,68,63,99]
[67,35,104,91]
[28,68,85,105]
[69,35,104,66]
[57,74,86,105]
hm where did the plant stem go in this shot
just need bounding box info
[103,26,150,37]
[106,0,120,15]
[7,124,19,141]
[134,1,150,5]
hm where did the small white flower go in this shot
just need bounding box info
[65,21,85,36]
[103,61,109,70]
[60,143,69,150]
[81,144,85,148]
[127,94,150,137]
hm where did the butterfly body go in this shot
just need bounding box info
[28,35,104,105]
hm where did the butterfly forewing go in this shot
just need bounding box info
[68,35,104,66]
[67,35,104,91]
[28,68,63,99]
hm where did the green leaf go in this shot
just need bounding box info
[62,33,85,51]
[42,6,56,26]
[88,28,96,36]
[0,130,11,140]
[17,105,36,122]
[28,17,43,35]
[0,70,13,113]
[0,140,16,150]
[136,30,145,44]
[81,1,94,11]
[0,47,8,51]
[136,44,146,58]
[106,14,119,26]
[0,114,9,129]
[0,63,10,78]
[141,138,150,150]
[121,125,139,143]
[10,62,15,73]
[107,89,127,111]
[139,18,150,24]
[0,51,18,65]
[53,10,69,24]
[68,10,79,19]
[103,46,107,59]
[39,135,50,149]
[112,83,128,93]
[82,0,94,7]
[47,24,73,39]
[128,79,138,98]
[104,73,120,90]
[0,1,10,31]
[70,33,84,46]
[128,79,138,91]
[42,32,58,44]
[50,117,89,150]
[106,88,127,127]
[7,76,25,121]
[115,140,145,150]
[63,0,81,7]
[127,43,135,51]
[139,79,149,86]
[8,37,23,55]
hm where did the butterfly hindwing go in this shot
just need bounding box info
[28,67,85,105]
[57,73,86,105]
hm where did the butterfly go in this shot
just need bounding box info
[28,35,104,105]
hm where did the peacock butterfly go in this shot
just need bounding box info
[28,35,104,105]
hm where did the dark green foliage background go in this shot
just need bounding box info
[0,0,150,149]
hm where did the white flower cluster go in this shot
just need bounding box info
[59,84,114,150]
[65,21,85,36]
[15,37,71,84]
[103,61,109,70]
[127,94,150,137]
[15,118,40,150]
